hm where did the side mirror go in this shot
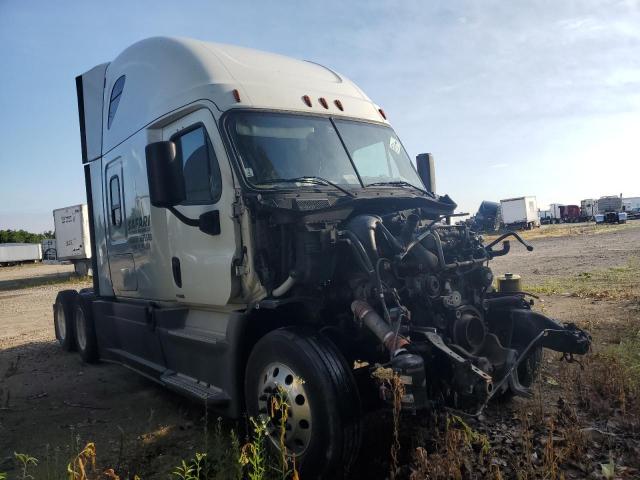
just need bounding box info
[199,210,221,236]
[416,153,436,193]
[145,141,186,208]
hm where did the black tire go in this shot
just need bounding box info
[515,345,543,388]
[53,290,78,351]
[500,346,543,400]
[74,292,99,363]
[245,327,362,479]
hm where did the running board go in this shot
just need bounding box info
[161,372,230,406]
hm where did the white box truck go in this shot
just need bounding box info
[52,37,590,475]
[500,196,540,229]
[53,204,92,275]
[0,243,42,265]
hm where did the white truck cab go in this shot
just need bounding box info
[54,37,590,477]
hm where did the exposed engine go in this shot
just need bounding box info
[250,204,591,414]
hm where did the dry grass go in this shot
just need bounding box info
[526,258,640,301]
[569,330,640,418]
[409,415,495,480]
[484,222,639,243]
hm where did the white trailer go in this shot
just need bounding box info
[0,243,42,265]
[500,196,540,229]
[53,204,92,275]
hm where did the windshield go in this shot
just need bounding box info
[227,111,423,190]
[333,119,423,187]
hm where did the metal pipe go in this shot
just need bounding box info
[272,275,296,297]
[351,300,409,353]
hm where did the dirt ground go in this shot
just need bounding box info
[489,222,640,281]
[0,223,639,478]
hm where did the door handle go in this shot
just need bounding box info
[172,257,182,288]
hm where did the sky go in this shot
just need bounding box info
[1,0,639,232]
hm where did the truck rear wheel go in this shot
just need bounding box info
[245,327,361,478]
[74,293,99,363]
[53,290,78,351]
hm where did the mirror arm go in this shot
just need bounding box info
[167,206,200,227]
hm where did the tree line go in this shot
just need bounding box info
[0,229,54,244]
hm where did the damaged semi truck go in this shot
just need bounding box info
[55,37,591,476]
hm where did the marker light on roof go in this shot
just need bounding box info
[232,89,241,103]
[334,99,344,111]
[302,95,312,107]
[378,108,387,120]
[319,97,329,109]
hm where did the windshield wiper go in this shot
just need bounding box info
[367,180,433,197]
[258,176,356,197]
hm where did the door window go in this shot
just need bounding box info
[172,125,222,204]
[109,175,122,226]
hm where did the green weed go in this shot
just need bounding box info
[172,452,207,480]
[239,417,269,480]
[14,452,38,480]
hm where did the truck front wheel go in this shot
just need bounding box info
[53,290,78,351]
[245,327,362,478]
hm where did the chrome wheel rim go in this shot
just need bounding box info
[75,307,87,351]
[56,303,67,340]
[257,362,312,456]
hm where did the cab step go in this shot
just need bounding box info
[161,372,230,405]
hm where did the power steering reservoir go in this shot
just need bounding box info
[497,273,522,293]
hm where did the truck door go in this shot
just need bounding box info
[105,160,137,291]
[162,109,238,305]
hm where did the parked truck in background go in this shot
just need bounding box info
[580,199,597,221]
[595,195,627,224]
[52,37,590,476]
[471,200,500,232]
[538,209,552,224]
[500,196,540,230]
[0,243,42,266]
[53,204,92,275]
[42,238,57,260]
[548,203,563,224]
[559,205,581,223]
[622,197,640,213]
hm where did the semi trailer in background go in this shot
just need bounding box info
[53,204,92,275]
[0,243,42,265]
[500,196,540,229]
